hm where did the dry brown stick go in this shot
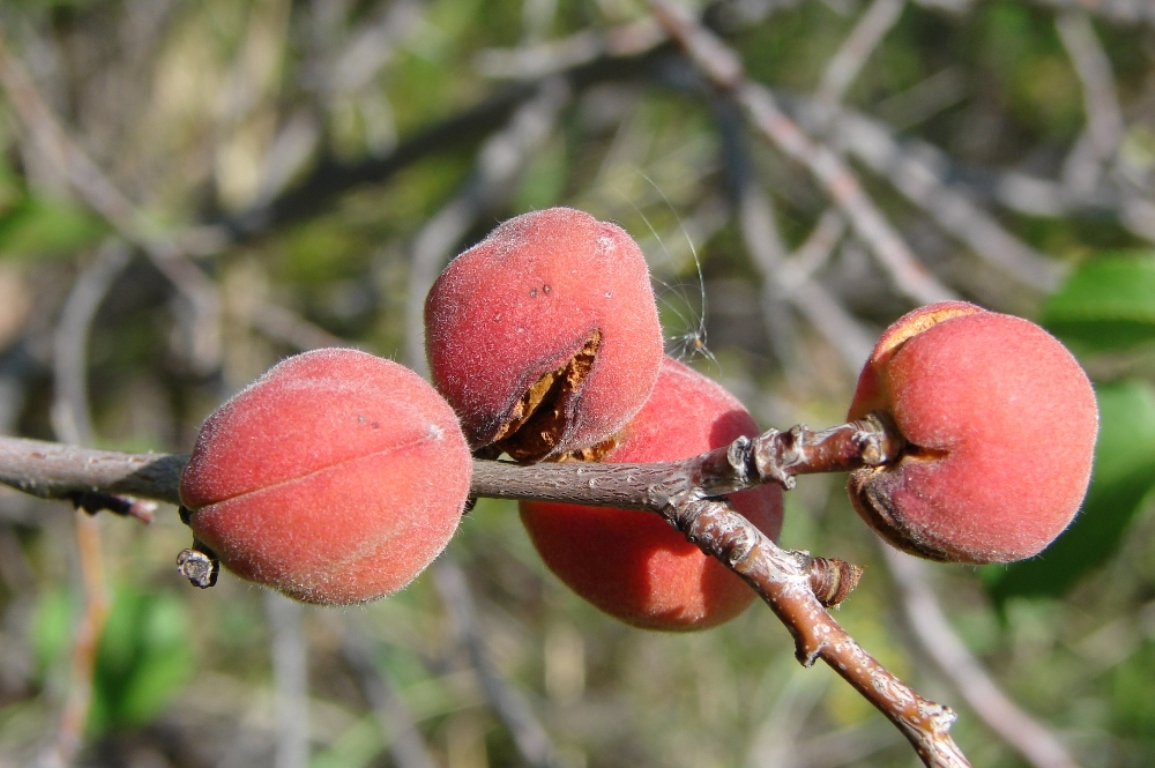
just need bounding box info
[0,34,222,373]
[882,548,1081,768]
[36,241,128,768]
[0,415,896,514]
[812,0,907,130]
[0,436,186,507]
[0,413,963,767]
[810,104,1064,292]
[1056,9,1124,195]
[672,498,967,768]
[649,1,956,307]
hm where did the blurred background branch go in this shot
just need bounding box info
[0,0,1152,765]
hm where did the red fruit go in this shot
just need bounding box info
[180,349,472,605]
[847,301,1098,564]
[519,358,784,631]
[424,207,663,462]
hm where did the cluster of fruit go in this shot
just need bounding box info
[178,208,1098,630]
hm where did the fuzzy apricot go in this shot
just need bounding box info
[424,207,663,462]
[180,349,471,605]
[519,358,784,631]
[847,302,1098,564]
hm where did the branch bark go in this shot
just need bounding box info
[0,408,967,768]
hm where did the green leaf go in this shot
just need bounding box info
[1042,253,1155,352]
[0,196,105,260]
[88,588,194,734]
[983,380,1155,602]
[31,588,76,680]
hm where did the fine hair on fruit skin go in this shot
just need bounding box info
[180,348,472,605]
[424,207,664,462]
[847,301,1099,564]
[519,357,785,631]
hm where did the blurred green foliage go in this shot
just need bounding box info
[0,0,1153,766]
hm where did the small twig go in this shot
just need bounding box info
[812,0,907,130]
[882,548,1081,768]
[0,35,222,373]
[802,101,1064,292]
[0,436,185,507]
[341,628,438,768]
[266,592,310,768]
[434,561,562,768]
[69,491,155,524]
[1056,10,1124,195]
[650,2,957,306]
[668,496,967,768]
[470,413,904,503]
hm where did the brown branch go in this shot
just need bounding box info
[470,414,903,503]
[671,497,967,768]
[0,415,898,513]
[0,412,960,766]
[0,436,186,507]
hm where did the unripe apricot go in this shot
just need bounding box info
[180,349,472,605]
[425,207,663,462]
[847,301,1098,564]
[519,358,784,631]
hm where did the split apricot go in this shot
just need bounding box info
[425,207,663,462]
[847,302,1098,563]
